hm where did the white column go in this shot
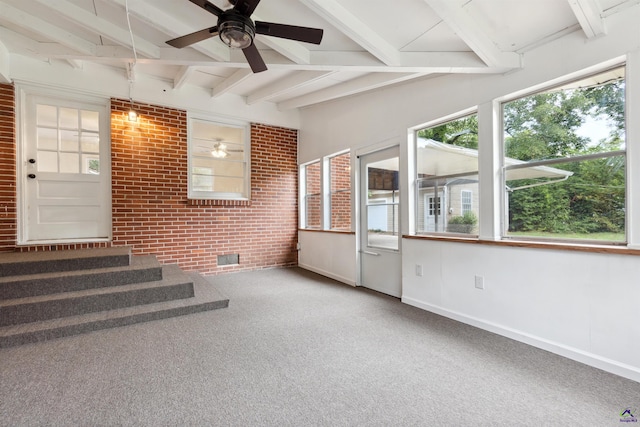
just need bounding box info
[477,101,502,241]
[626,49,640,248]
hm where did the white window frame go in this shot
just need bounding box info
[414,111,479,236]
[187,114,250,200]
[300,150,352,230]
[499,64,627,245]
[300,160,322,229]
[328,150,351,231]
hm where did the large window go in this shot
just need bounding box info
[502,66,626,243]
[188,117,249,200]
[415,113,479,235]
[300,151,352,230]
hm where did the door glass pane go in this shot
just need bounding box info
[367,157,399,250]
[37,151,58,172]
[81,110,99,132]
[37,127,58,150]
[59,153,79,173]
[81,133,100,153]
[59,108,78,129]
[37,105,57,127]
[82,155,100,174]
[60,129,79,152]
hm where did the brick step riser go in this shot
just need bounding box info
[0,282,195,327]
[0,267,163,300]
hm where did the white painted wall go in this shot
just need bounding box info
[297,7,640,381]
[402,239,640,382]
[298,231,356,286]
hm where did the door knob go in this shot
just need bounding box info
[28,158,36,164]
[28,174,36,179]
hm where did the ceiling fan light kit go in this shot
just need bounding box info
[166,0,324,73]
[219,11,255,49]
[211,143,229,158]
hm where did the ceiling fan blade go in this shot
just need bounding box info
[188,0,224,16]
[232,0,261,16]
[255,22,323,44]
[166,27,218,48]
[242,43,267,73]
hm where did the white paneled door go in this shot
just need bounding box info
[21,92,111,243]
[359,146,401,297]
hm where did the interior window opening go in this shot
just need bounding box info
[415,113,479,236]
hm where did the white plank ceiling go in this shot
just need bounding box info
[0,0,636,110]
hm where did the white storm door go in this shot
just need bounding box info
[359,146,401,298]
[21,94,111,243]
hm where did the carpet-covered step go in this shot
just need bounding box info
[0,272,229,348]
[0,255,162,300]
[0,246,132,278]
[0,264,194,327]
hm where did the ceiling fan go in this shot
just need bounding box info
[210,142,241,158]
[166,0,324,73]
[196,139,243,158]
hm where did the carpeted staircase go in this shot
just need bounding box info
[0,246,228,347]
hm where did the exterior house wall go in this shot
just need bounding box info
[0,93,299,275]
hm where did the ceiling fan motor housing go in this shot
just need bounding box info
[166,0,324,73]
[218,10,256,49]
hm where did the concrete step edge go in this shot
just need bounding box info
[0,275,229,348]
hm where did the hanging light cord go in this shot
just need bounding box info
[124,0,138,68]
[125,0,138,117]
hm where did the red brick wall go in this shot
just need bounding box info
[0,93,299,274]
[110,99,298,274]
[0,84,16,250]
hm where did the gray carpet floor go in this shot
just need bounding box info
[1,267,638,426]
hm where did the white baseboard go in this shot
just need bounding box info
[298,263,356,287]
[402,296,640,383]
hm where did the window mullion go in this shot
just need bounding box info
[504,150,626,171]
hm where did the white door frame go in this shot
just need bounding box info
[16,84,112,245]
